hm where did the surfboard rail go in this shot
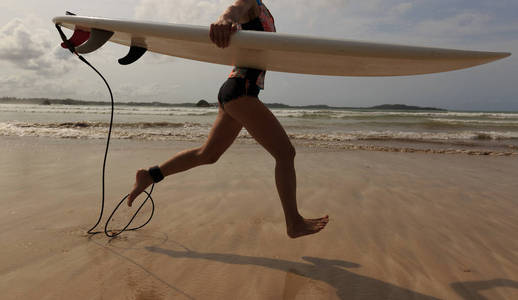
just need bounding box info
[52,15,511,76]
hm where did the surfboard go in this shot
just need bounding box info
[52,15,511,76]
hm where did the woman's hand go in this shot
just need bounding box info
[210,18,237,48]
[210,0,255,48]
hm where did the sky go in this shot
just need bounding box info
[0,0,517,111]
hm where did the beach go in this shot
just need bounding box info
[1,135,518,299]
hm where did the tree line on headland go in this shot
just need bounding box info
[0,97,446,111]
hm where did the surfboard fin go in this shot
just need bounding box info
[75,29,114,54]
[118,46,147,65]
[60,29,90,50]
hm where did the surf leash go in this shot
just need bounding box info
[56,22,156,238]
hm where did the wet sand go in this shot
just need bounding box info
[1,136,518,300]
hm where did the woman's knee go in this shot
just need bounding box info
[274,143,296,162]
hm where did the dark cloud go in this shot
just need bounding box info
[0,18,72,76]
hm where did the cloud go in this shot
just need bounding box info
[0,74,32,90]
[133,0,349,28]
[134,0,229,25]
[113,82,179,101]
[0,18,72,76]
[390,2,413,16]
[132,0,415,39]
[269,0,347,13]
[0,73,83,98]
[414,12,493,37]
[412,11,518,42]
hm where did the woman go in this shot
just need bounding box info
[128,0,329,238]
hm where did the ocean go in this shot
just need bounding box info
[1,103,517,155]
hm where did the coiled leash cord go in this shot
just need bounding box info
[56,24,155,238]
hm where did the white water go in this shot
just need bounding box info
[2,103,518,152]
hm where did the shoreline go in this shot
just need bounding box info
[2,135,517,157]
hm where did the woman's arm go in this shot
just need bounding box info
[210,0,256,48]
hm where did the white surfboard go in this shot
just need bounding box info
[52,15,511,76]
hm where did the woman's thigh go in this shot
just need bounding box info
[200,107,243,158]
[223,96,294,160]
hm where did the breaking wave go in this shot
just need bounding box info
[2,121,518,142]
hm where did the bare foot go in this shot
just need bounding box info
[127,169,154,207]
[287,215,329,238]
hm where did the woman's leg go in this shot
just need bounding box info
[127,107,243,206]
[159,107,243,176]
[224,96,329,238]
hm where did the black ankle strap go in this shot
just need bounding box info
[148,166,164,183]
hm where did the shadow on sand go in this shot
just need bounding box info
[88,234,195,300]
[146,245,440,300]
[451,279,518,300]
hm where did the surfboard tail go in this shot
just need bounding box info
[55,13,148,65]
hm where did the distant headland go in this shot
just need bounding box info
[369,104,446,111]
[0,97,446,111]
